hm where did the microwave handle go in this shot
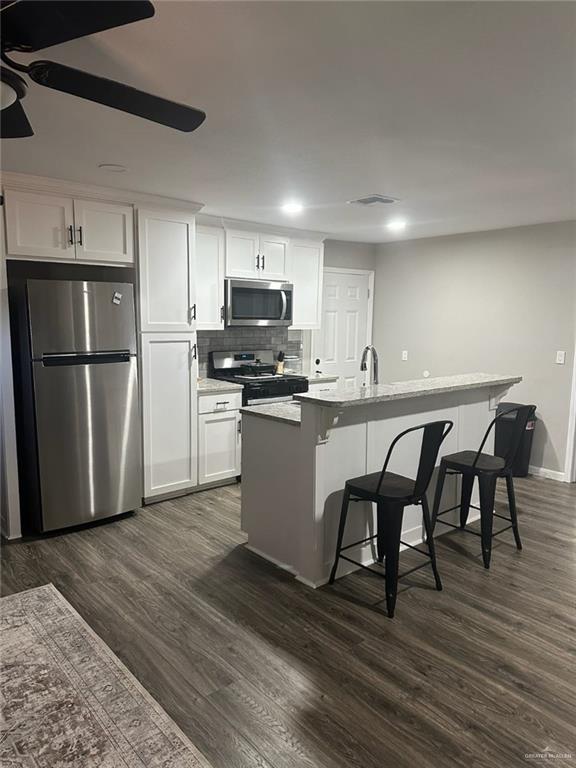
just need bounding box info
[280,290,287,320]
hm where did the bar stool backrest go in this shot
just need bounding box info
[376,420,454,500]
[473,404,536,472]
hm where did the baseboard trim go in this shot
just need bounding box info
[528,465,567,483]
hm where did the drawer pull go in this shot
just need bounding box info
[216,400,230,406]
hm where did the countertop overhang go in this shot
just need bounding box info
[294,373,522,408]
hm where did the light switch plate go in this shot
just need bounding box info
[556,350,566,365]
[402,350,408,361]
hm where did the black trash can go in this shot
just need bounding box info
[495,402,537,477]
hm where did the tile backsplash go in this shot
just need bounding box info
[198,327,304,376]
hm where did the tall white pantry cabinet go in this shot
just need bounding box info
[138,209,199,500]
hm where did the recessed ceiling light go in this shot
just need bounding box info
[386,218,407,233]
[282,201,303,215]
[98,163,127,173]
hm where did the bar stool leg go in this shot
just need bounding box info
[376,502,385,563]
[460,474,474,529]
[421,496,442,591]
[379,502,404,618]
[478,474,497,569]
[506,474,522,550]
[431,460,447,531]
[329,487,351,584]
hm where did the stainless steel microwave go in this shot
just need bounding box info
[225,279,293,327]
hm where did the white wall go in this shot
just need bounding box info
[373,221,576,476]
[324,240,377,271]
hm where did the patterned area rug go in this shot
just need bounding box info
[1,584,212,767]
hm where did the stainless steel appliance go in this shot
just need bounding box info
[24,279,141,532]
[225,279,293,327]
[209,350,308,405]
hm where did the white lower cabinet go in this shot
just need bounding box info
[198,410,241,485]
[141,333,198,499]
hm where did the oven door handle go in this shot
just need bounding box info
[280,290,287,320]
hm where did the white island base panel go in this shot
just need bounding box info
[241,376,520,587]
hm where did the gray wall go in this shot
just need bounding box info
[324,240,377,271]
[373,221,576,474]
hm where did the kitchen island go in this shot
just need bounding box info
[240,373,521,587]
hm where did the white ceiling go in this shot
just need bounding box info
[3,1,575,243]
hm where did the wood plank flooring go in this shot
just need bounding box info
[2,476,575,767]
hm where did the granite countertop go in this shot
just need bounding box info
[294,373,522,408]
[240,402,301,425]
[198,378,244,394]
[307,374,340,383]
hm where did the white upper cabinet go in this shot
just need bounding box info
[258,234,289,281]
[5,190,75,260]
[138,209,197,333]
[74,200,134,263]
[287,239,324,329]
[225,230,289,280]
[225,229,260,278]
[4,189,134,263]
[196,226,225,330]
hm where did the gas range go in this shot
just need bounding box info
[209,350,308,405]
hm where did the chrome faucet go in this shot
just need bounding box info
[360,345,379,385]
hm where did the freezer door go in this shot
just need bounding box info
[27,279,136,357]
[32,356,142,531]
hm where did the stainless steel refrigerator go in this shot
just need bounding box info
[25,278,142,532]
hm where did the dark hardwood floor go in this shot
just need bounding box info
[2,476,575,767]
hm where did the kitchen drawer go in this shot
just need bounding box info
[307,379,339,392]
[198,392,242,414]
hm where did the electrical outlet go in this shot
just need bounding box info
[423,370,430,378]
[556,350,566,365]
[401,350,408,361]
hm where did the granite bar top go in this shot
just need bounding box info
[307,374,340,383]
[240,402,301,425]
[294,373,522,408]
[198,378,244,394]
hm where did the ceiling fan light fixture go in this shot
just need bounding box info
[0,81,17,110]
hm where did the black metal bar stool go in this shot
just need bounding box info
[329,420,454,618]
[431,404,536,569]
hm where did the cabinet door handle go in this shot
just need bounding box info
[220,305,225,322]
[193,343,197,360]
[188,304,197,323]
[261,254,265,271]
[76,226,83,246]
[256,254,260,270]
[67,225,74,246]
[237,418,242,435]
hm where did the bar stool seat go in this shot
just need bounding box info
[329,419,454,618]
[346,471,415,501]
[442,451,505,474]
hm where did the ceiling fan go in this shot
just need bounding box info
[0,0,206,138]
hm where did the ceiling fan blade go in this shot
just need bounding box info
[1,1,155,53]
[28,60,206,133]
[1,99,33,137]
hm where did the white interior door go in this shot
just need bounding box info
[312,269,373,390]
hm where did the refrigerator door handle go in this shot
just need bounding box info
[42,351,132,366]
